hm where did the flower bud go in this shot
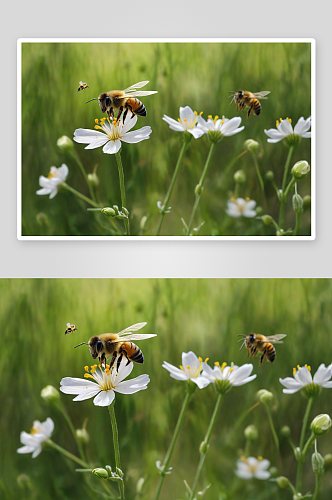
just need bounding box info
[292,193,304,215]
[199,441,209,454]
[244,139,259,153]
[324,454,332,470]
[101,207,116,217]
[261,215,273,225]
[41,385,60,404]
[294,447,302,461]
[234,170,246,184]
[275,476,290,489]
[57,135,74,153]
[255,206,263,216]
[76,428,90,445]
[291,160,310,179]
[195,184,203,196]
[277,189,283,202]
[92,468,109,479]
[265,171,274,182]
[244,425,258,441]
[136,477,145,494]
[310,414,332,436]
[269,466,278,478]
[87,172,99,187]
[281,426,291,438]
[256,389,274,406]
[312,450,324,475]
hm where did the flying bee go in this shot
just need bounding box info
[85,81,158,123]
[237,333,286,366]
[228,90,270,119]
[73,322,156,372]
[65,323,77,334]
[78,81,89,92]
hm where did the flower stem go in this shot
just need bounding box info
[45,439,89,468]
[186,143,215,235]
[108,402,125,500]
[71,152,97,204]
[57,402,87,463]
[62,183,100,208]
[295,397,314,492]
[189,393,223,500]
[155,141,188,236]
[250,151,265,194]
[153,390,192,500]
[264,405,279,452]
[312,473,323,500]
[115,150,130,236]
[278,146,294,228]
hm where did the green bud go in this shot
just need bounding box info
[277,229,285,236]
[244,424,258,441]
[265,171,274,182]
[294,447,302,461]
[281,426,291,438]
[269,467,278,478]
[303,195,311,209]
[291,160,310,179]
[136,477,145,494]
[312,450,324,475]
[234,170,246,184]
[17,474,32,490]
[92,468,109,479]
[76,428,90,445]
[276,476,291,489]
[41,385,60,404]
[207,130,223,144]
[311,414,332,436]
[101,207,116,217]
[244,139,259,153]
[195,184,203,196]
[261,215,273,225]
[256,389,274,406]
[277,189,283,202]
[87,172,99,187]
[292,193,304,215]
[199,441,209,454]
[57,135,74,153]
[323,454,332,470]
[255,206,263,216]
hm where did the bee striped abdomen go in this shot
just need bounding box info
[121,342,144,364]
[265,343,276,363]
[127,98,147,116]
[252,99,261,116]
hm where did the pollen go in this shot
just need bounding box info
[199,111,203,116]
[245,197,250,201]
[30,423,41,435]
[95,118,99,124]
[276,120,280,127]
[286,117,292,124]
[214,361,220,367]
[194,111,198,116]
[91,366,96,374]
[305,364,311,372]
[199,357,203,362]
[258,456,263,461]
[94,125,103,131]
[220,362,227,372]
[213,115,219,124]
[105,368,110,375]
[84,366,89,372]
[84,373,95,380]
[180,364,184,371]
[208,115,213,120]
[293,367,297,376]
[204,358,209,363]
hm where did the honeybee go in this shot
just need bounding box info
[237,333,286,366]
[78,81,89,92]
[85,81,158,123]
[73,322,156,372]
[65,323,77,334]
[228,90,270,119]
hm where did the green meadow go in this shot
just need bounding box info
[21,42,311,236]
[1,279,331,499]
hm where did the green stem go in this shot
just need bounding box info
[156,140,188,236]
[296,397,314,493]
[153,390,192,500]
[57,403,87,463]
[186,142,215,235]
[45,439,89,468]
[312,473,323,500]
[62,183,100,208]
[71,152,97,203]
[108,403,125,500]
[278,146,294,228]
[115,150,130,236]
[189,393,223,500]
[293,212,302,236]
[264,405,279,452]
[251,152,264,194]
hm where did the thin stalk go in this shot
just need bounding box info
[57,402,87,463]
[71,152,97,203]
[115,150,130,236]
[312,474,323,500]
[108,403,125,500]
[62,183,100,208]
[264,405,279,452]
[45,439,89,468]
[153,390,192,500]
[278,146,294,228]
[189,393,223,500]
[250,152,264,194]
[156,141,188,236]
[186,143,215,235]
[296,397,314,493]
[293,212,302,236]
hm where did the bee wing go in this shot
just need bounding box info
[66,322,71,327]
[117,333,157,342]
[118,322,147,335]
[123,81,151,93]
[79,81,83,85]
[122,90,158,98]
[264,334,287,344]
[252,91,270,99]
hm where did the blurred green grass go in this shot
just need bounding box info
[1,279,331,499]
[21,42,312,236]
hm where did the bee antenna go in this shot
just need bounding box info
[73,342,89,348]
[85,98,99,104]
[237,337,246,343]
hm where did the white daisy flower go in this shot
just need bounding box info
[36,164,69,199]
[162,106,205,139]
[279,363,332,397]
[73,115,152,155]
[264,116,311,146]
[197,115,245,143]
[162,351,210,389]
[60,359,150,407]
[202,362,256,395]
[235,456,271,480]
[226,197,257,218]
[17,418,54,458]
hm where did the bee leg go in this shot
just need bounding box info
[247,104,254,119]
[116,353,123,373]
[109,352,117,370]
[259,348,267,367]
[117,106,124,123]
[122,108,129,124]
[107,107,114,120]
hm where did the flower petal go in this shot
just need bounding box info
[93,390,115,406]
[103,140,121,154]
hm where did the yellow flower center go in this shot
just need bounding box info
[178,111,200,129]
[47,169,57,179]
[293,364,311,375]
[30,422,41,435]
[276,117,292,127]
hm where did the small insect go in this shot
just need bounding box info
[78,81,89,92]
[228,90,270,119]
[65,323,77,334]
[73,322,156,372]
[85,81,158,123]
[237,333,286,366]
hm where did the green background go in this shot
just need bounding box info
[1,278,331,499]
[21,42,311,236]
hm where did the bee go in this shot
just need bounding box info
[237,333,286,366]
[78,81,89,92]
[85,81,158,123]
[73,322,156,372]
[65,323,77,334]
[228,90,270,118]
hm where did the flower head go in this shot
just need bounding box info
[60,359,150,407]
[36,164,69,199]
[226,197,257,218]
[162,106,205,139]
[197,115,245,143]
[17,418,54,458]
[279,363,332,398]
[73,116,152,155]
[235,456,271,480]
[162,351,210,389]
[202,362,256,395]
[264,116,311,146]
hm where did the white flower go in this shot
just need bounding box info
[235,456,271,480]
[264,116,311,145]
[17,418,54,458]
[60,359,150,407]
[202,362,256,394]
[162,106,205,138]
[36,164,69,199]
[279,363,332,397]
[73,115,152,154]
[197,114,245,139]
[162,351,210,389]
[226,197,257,218]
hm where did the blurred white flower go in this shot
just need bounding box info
[235,456,271,480]
[197,115,245,140]
[162,106,205,139]
[73,116,152,155]
[17,418,54,458]
[279,363,332,396]
[36,164,69,199]
[264,116,311,145]
[60,359,150,407]
[202,362,256,394]
[162,351,210,389]
[226,197,257,218]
